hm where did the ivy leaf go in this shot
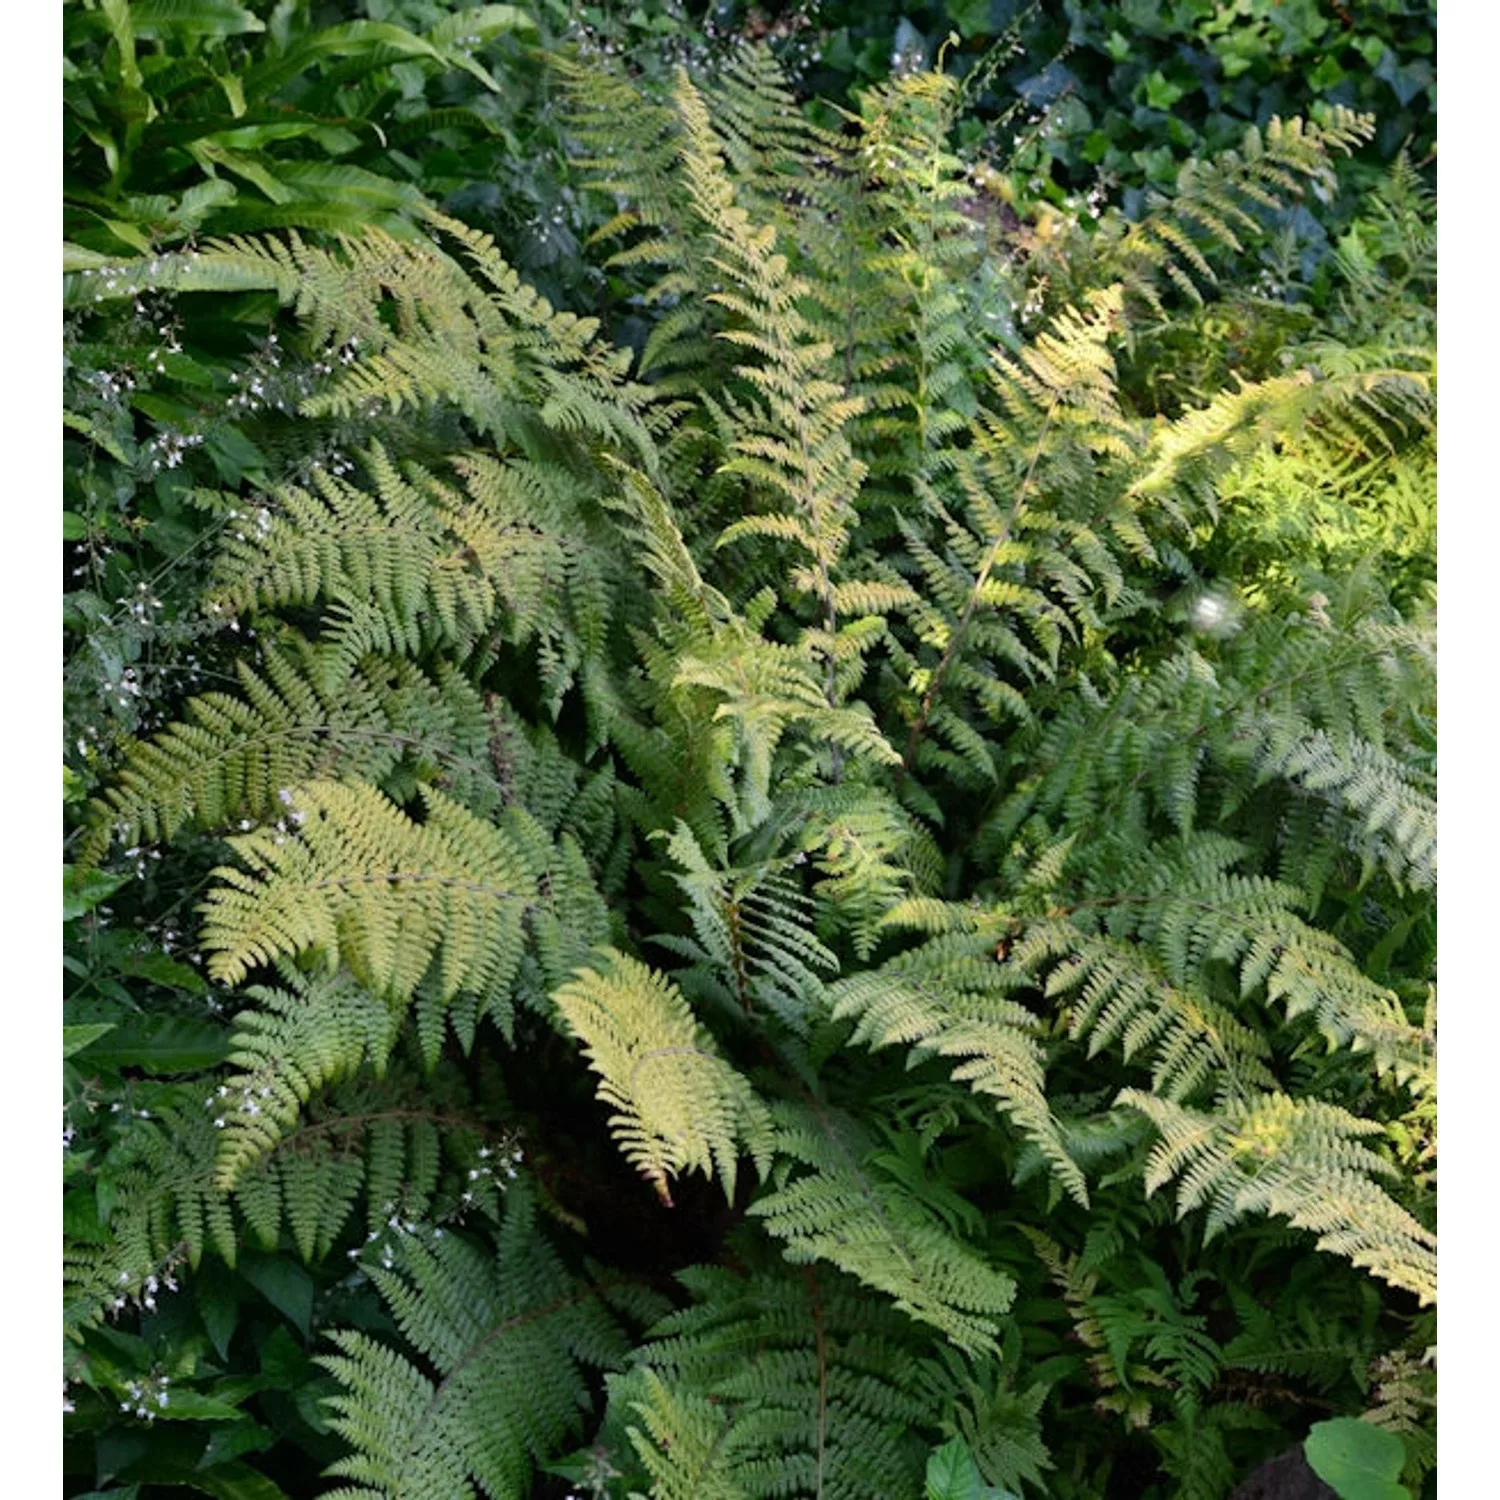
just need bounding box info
[1304,1418,1410,1500]
[1142,71,1187,110]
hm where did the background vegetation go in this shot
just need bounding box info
[63,3,1436,1498]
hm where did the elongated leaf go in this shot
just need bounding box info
[130,1,265,40]
[426,5,537,46]
[65,867,129,921]
[81,1017,230,1074]
[63,1023,117,1060]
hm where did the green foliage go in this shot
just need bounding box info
[1304,1417,1410,1500]
[65,18,1436,1500]
[320,1186,662,1500]
[553,950,775,1203]
[734,0,1434,213]
[64,0,537,255]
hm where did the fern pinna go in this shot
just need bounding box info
[64,43,1435,1500]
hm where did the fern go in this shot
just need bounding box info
[68,40,1436,1499]
[552,949,774,1204]
[199,781,547,1037]
[751,1100,1018,1355]
[620,1260,944,1500]
[321,1185,661,1500]
[213,967,403,1186]
[1122,1090,1436,1304]
[81,644,506,864]
[827,930,1084,1206]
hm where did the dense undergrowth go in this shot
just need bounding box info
[63,4,1435,1498]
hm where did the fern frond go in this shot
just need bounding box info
[751,1101,1016,1354]
[322,1186,647,1500]
[552,949,774,1204]
[1121,1090,1436,1304]
[828,933,1084,1205]
[673,67,869,697]
[660,820,835,1030]
[624,1261,943,1500]
[81,645,505,864]
[200,780,541,1017]
[213,968,401,1187]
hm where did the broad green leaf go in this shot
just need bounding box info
[925,1436,1019,1500]
[150,1390,246,1423]
[216,71,247,117]
[189,143,295,203]
[237,1253,314,1337]
[945,0,994,37]
[175,177,239,226]
[267,160,426,212]
[104,219,154,254]
[113,949,209,994]
[204,425,269,486]
[197,1420,276,1469]
[240,20,463,100]
[426,5,537,46]
[195,1263,240,1362]
[63,412,133,465]
[1304,1418,1410,1500]
[100,0,141,88]
[186,1462,290,1500]
[63,242,120,273]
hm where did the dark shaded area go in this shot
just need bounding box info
[1230,1447,1338,1500]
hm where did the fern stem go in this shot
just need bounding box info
[804,1265,829,1500]
[725,899,753,1015]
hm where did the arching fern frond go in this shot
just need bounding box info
[751,1101,1017,1354]
[199,780,544,1011]
[1077,109,1375,316]
[127,211,657,464]
[1008,836,1430,1091]
[620,1261,943,1500]
[658,820,835,1032]
[552,949,774,1205]
[321,1185,660,1500]
[673,67,871,700]
[213,967,402,1187]
[1121,1090,1436,1305]
[827,933,1084,1205]
[81,644,505,866]
[1011,920,1278,1107]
